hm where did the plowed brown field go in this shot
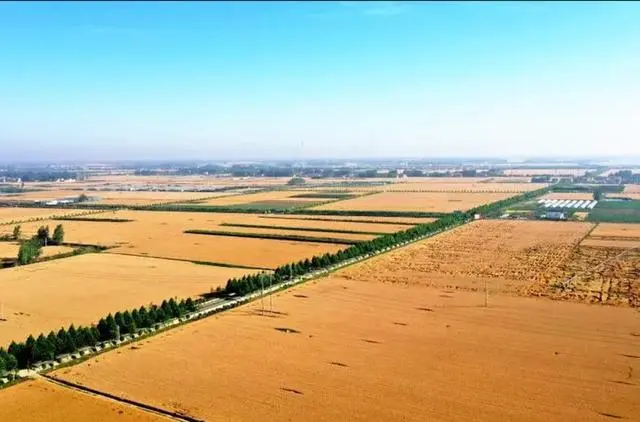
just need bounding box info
[0,380,165,422]
[312,191,517,213]
[50,277,640,422]
[0,253,259,346]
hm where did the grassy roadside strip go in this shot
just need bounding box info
[184,229,359,245]
[219,223,386,236]
[257,216,418,226]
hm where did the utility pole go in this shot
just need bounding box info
[484,279,489,308]
[268,273,273,314]
[260,274,265,315]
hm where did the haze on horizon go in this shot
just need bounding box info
[0,1,639,162]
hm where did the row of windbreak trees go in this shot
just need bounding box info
[0,298,196,372]
[224,186,551,296]
[17,224,65,265]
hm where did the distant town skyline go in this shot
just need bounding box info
[1,1,639,161]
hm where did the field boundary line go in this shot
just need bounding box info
[39,374,202,422]
[575,222,599,247]
[219,222,386,236]
[105,251,273,271]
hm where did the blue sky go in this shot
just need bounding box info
[1,1,639,161]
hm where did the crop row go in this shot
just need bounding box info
[219,223,386,236]
[184,229,359,245]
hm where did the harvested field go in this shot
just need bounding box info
[312,191,517,213]
[541,192,595,200]
[625,184,640,193]
[0,253,258,346]
[0,211,361,268]
[339,220,594,294]
[340,220,640,307]
[0,207,95,225]
[0,380,164,422]
[51,277,640,422]
[0,242,74,259]
[503,168,590,176]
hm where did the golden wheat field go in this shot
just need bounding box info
[183,190,331,206]
[256,214,435,226]
[342,182,546,193]
[50,276,640,422]
[0,210,359,268]
[311,191,517,213]
[0,380,165,422]
[579,223,640,249]
[0,253,259,346]
[0,207,96,225]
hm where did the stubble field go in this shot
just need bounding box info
[340,220,640,306]
[50,276,640,422]
[339,220,594,294]
[0,253,258,346]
